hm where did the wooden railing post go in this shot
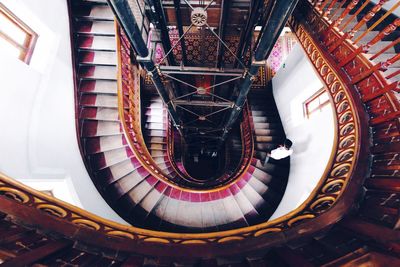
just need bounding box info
[323,0,340,17]
[347,0,389,38]
[339,18,400,67]
[327,0,389,52]
[329,0,359,30]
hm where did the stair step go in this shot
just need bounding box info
[92,146,131,170]
[229,185,259,222]
[127,178,155,205]
[145,122,165,130]
[254,128,281,136]
[255,136,276,142]
[148,137,166,144]
[380,67,400,82]
[75,20,115,35]
[104,158,137,181]
[152,157,167,164]
[77,35,116,51]
[220,191,249,227]
[251,116,277,123]
[253,122,280,129]
[77,5,114,20]
[110,168,149,197]
[80,107,119,121]
[250,110,268,116]
[145,108,166,116]
[150,144,166,150]
[80,93,118,108]
[80,80,117,94]
[367,41,396,54]
[151,150,165,157]
[139,185,167,217]
[145,115,165,123]
[79,65,117,80]
[240,180,265,210]
[331,13,368,31]
[255,142,277,151]
[353,30,380,44]
[81,120,121,137]
[148,102,164,109]
[78,50,117,65]
[251,168,272,184]
[367,53,400,68]
[85,134,126,154]
[145,129,166,137]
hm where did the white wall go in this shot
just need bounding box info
[269,45,335,220]
[0,0,127,224]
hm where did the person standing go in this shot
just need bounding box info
[265,138,293,164]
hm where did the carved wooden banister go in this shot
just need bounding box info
[301,0,399,246]
[0,0,389,259]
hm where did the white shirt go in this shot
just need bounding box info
[270,146,293,160]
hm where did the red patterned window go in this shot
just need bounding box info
[304,88,330,118]
[0,3,37,64]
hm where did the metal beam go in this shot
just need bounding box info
[174,100,233,107]
[234,0,263,67]
[107,0,183,137]
[159,66,244,76]
[148,0,176,66]
[216,0,230,68]
[173,0,188,65]
[220,0,299,143]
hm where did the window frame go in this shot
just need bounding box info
[304,88,331,118]
[0,3,38,64]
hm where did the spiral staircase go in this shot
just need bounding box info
[0,0,399,266]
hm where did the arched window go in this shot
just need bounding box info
[0,3,37,64]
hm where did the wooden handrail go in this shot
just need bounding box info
[0,0,382,258]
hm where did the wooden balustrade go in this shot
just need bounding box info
[303,0,400,252]
[339,18,400,67]
[339,0,371,31]
[0,0,392,259]
[354,2,400,44]
[330,0,359,29]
